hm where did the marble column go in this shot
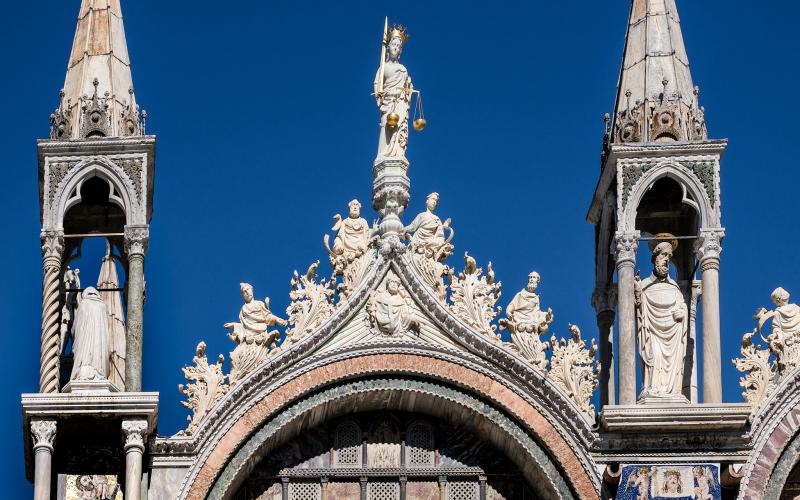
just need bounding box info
[696,230,723,403]
[31,419,57,500]
[39,230,64,393]
[122,419,148,500]
[124,225,149,392]
[615,232,639,405]
[593,287,617,406]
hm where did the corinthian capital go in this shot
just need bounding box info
[124,225,150,257]
[40,230,64,267]
[695,229,724,268]
[122,419,148,453]
[614,232,640,267]
[30,419,57,452]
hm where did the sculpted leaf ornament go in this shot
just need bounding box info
[448,252,502,339]
[178,341,228,435]
[732,330,777,410]
[284,261,336,346]
[548,324,600,417]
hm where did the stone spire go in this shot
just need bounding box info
[49,0,144,140]
[609,0,707,144]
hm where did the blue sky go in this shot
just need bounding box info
[2,0,799,494]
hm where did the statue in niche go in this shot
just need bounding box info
[405,192,454,261]
[225,283,287,385]
[97,242,126,391]
[754,287,800,375]
[70,287,110,382]
[634,240,688,402]
[368,418,400,467]
[367,276,420,337]
[374,23,413,159]
[324,199,375,295]
[60,267,81,353]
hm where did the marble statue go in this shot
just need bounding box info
[367,275,419,337]
[755,287,800,376]
[634,241,688,402]
[59,267,81,353]
[405,192,454,261]
[70,287,110,382]
[374,23,413,159]
[500,272,553,369]
[225,283,287,386]
[97,244,126,391]
[324,199,374,295]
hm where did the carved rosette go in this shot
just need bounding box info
[122,419,148,453]
[179,342,229,435]
[733,330,777,410]
[448,253,502,339]
[284,261,336,346]
[548,325,599,417]
[30,419,57,453]
[124,225,150,257]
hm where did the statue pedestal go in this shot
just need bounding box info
[600,403,751,433]
[637,393,690,406]
[62,379,119,394]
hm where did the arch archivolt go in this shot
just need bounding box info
[44,155,144,230]
[174,350,599,500]
[620,159,718,232]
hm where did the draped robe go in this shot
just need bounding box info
[405,210,446,256]
[506,289,550,333]
[70,288,109,382]
[637,275,688,398]
[333,216,370,261]
[375,61,411,158]
[228,299,280,384]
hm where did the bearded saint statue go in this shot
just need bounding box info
[70,287,110,382]
[324,199,372,273]
[755,287,800,375]
[634,241,688,402]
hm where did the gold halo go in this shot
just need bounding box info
[648,233,678,252]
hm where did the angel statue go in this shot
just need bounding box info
[374,20,413,160]
[404,192,454,262]
[225,283,288,385]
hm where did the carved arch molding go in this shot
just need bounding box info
[211,379,576,500]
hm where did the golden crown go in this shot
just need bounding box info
[385,24,409,45]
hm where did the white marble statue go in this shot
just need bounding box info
[755,287,800,375]
[225,283,287,385]
[374,23,413,159]
[367,276,419,337]
[70,287,110,382]
[324,199,374,295]
[501,272,553,369]
[404,192,454,261]
[60,267,81,354]
[634,241,688,402]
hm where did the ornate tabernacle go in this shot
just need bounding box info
[20,4,800,500]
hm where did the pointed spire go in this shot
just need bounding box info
[610,0,708,144]
[51,0,143,139]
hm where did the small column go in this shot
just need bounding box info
[696,229,723,403]
[39,230,64,393]
[479,474,487,500]
[399,476,407,500]
[593,287,617,406]
[122,419,148,500]
[281,477,289,500]
[360,477,368,500]
[438,476,447,500]
[124,225,149,392]
[615,232,639,405]
[31,419,57,500]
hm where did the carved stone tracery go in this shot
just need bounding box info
[284,261,336,346]
[448,253,501,340]
[548,325,599,417]
[178,342,229,435]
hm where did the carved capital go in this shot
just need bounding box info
[122,419,148,453]
[40,230,64,269]
[695,229,724,269]
[614,232,639,268]
[30,419,57,453]
[124,225,150,257]
[591,287,617,314]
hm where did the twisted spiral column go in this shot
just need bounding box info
[39,231,64,394]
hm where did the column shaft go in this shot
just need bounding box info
[125,254,145,391]
[596,310,616,406]
[701,264,721,403]
[124,448,143,499]
[31,420,57,500]
[40,231,64,393]
[615,232,639,405]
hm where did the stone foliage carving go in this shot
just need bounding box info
[448,253,501,339]
[367,275,419,337]
[124,225,149,257]
[50,90,73,139]
[30,419,57,452]
[80,79,112,138]
[324,199,375,296]
[732,330,777,409]
[178,342,229,435]
[501,272,553,370]
[225,283,287,386]
[548,324,599,417]
[735,287,800,412]
[284,261,336,346]
[122,419,148,452]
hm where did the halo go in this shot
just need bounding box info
[648,233,678,252]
